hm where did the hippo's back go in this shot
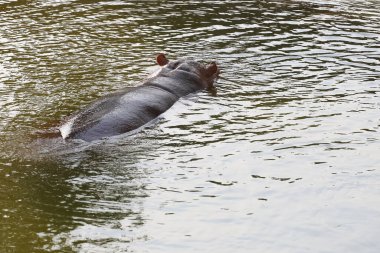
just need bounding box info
[61,85,179,141]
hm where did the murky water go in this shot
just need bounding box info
[1,0,380,252]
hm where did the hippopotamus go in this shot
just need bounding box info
[59,54,219,141]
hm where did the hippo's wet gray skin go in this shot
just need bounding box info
[59,54,219,141]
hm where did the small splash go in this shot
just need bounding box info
[59,116,76,139]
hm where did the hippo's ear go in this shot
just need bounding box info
[156,53,169,66]
[206,62,218,77]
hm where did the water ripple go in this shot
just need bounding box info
[1,0,380,252]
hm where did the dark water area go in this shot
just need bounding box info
[1,0,380,252]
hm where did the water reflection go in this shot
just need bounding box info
[0,0,380,252]
[1,137,158,251]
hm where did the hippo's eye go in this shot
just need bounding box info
[169,61,181,69]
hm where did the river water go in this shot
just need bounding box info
[1,0,380,252]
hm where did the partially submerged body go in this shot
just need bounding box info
[59,54,219,141]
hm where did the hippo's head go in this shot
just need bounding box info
[156,53,219,89]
